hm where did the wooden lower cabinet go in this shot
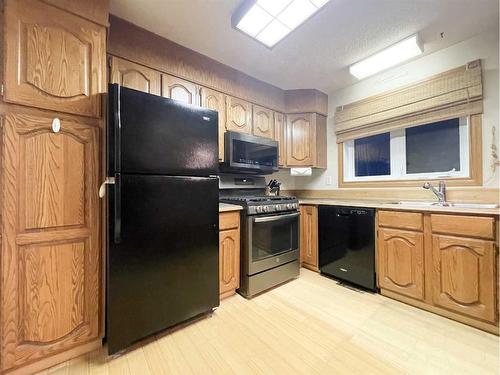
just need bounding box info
[378,210,498,334]
[431,234,496,323]
[300,205,318,271]
[378,228,425,301]
[219,212,241,299]
[0,110,102,372]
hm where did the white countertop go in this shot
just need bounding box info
[299,198,500,216]
[219,203,243,213]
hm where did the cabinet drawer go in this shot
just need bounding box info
[431,214,495,240]
[378,211,423,231]
[220,212,240,231]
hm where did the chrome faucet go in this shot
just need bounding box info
[423,181,448,206]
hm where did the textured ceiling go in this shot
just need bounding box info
[110,0,499,93]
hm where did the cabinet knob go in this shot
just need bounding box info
[52,118,61,133]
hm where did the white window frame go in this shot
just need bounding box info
[343,116,469,183]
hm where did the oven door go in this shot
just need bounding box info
[223,131,279,174]
[247,211,300,275]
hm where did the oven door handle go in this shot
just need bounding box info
[254,212,300,223]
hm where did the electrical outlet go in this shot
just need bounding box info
[326,176,333,185]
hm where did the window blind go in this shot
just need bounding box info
[334,60,483,143]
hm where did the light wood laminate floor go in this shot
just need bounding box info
[39,269,499,375]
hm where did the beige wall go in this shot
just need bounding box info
[274,28,499,192]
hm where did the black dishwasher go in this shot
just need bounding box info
[318,206,376,291]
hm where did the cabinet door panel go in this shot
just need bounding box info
[252,105,274,139]
[4,0,106,117]
[23,131,85,231]
[110,56,161,95]
[20,241,86,343]
[432,235,496,322]
[1,112,100,371]
[162,74,199,105]
[287,114,313,166]
[225,96,252,134]
[300,205,318,268]
[201,87,226,161]
[219,228,240,296]
[378,228,424,300]
[274,112,286,166]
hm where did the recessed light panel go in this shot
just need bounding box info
[256,19,290,47]
[257,0,292,16]
[277,0,317,29]
[236,5,273,37]
[349,34,424,79]
[234,0,331,48]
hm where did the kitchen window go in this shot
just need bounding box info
[343,117,469,182]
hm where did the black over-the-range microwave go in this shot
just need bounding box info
[220,131,279,175]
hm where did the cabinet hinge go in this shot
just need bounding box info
[0,83,4,96]
[107,55,113,68]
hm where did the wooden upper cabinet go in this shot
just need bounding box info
[300,205,318,269]
[225,96,252,134]
[314,114,327,168]
[252,105,274,139]
[286,113,326,168]
[378,228,425,301]
[274,112,286,166]
[4,0,106,118]
[431,235,496,323]
[110,56,161,95]
[286,113,313,166]
[1,111,101,371]
[200,87,226,161]
[161,74,199,105]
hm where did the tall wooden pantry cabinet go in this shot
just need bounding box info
[0,0,107,373]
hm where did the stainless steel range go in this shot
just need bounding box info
[219,175,300,298]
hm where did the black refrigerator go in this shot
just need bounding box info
[106,84,220,354]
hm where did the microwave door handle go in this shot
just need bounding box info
[254,212,300,223]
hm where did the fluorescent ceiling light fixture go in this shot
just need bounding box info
[236,4,273,37]
[277,0,317,29]
[233,0,331,48]
[349,34,423,79]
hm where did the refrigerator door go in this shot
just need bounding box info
[108,84,218,176]
[107,175,219,354]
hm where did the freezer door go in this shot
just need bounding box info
[108,84,218,176]
[107,175,219,354]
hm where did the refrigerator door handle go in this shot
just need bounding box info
[98,177,116,198]
[114,174,122,244]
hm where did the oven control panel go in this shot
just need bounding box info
[248,202,299,215]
